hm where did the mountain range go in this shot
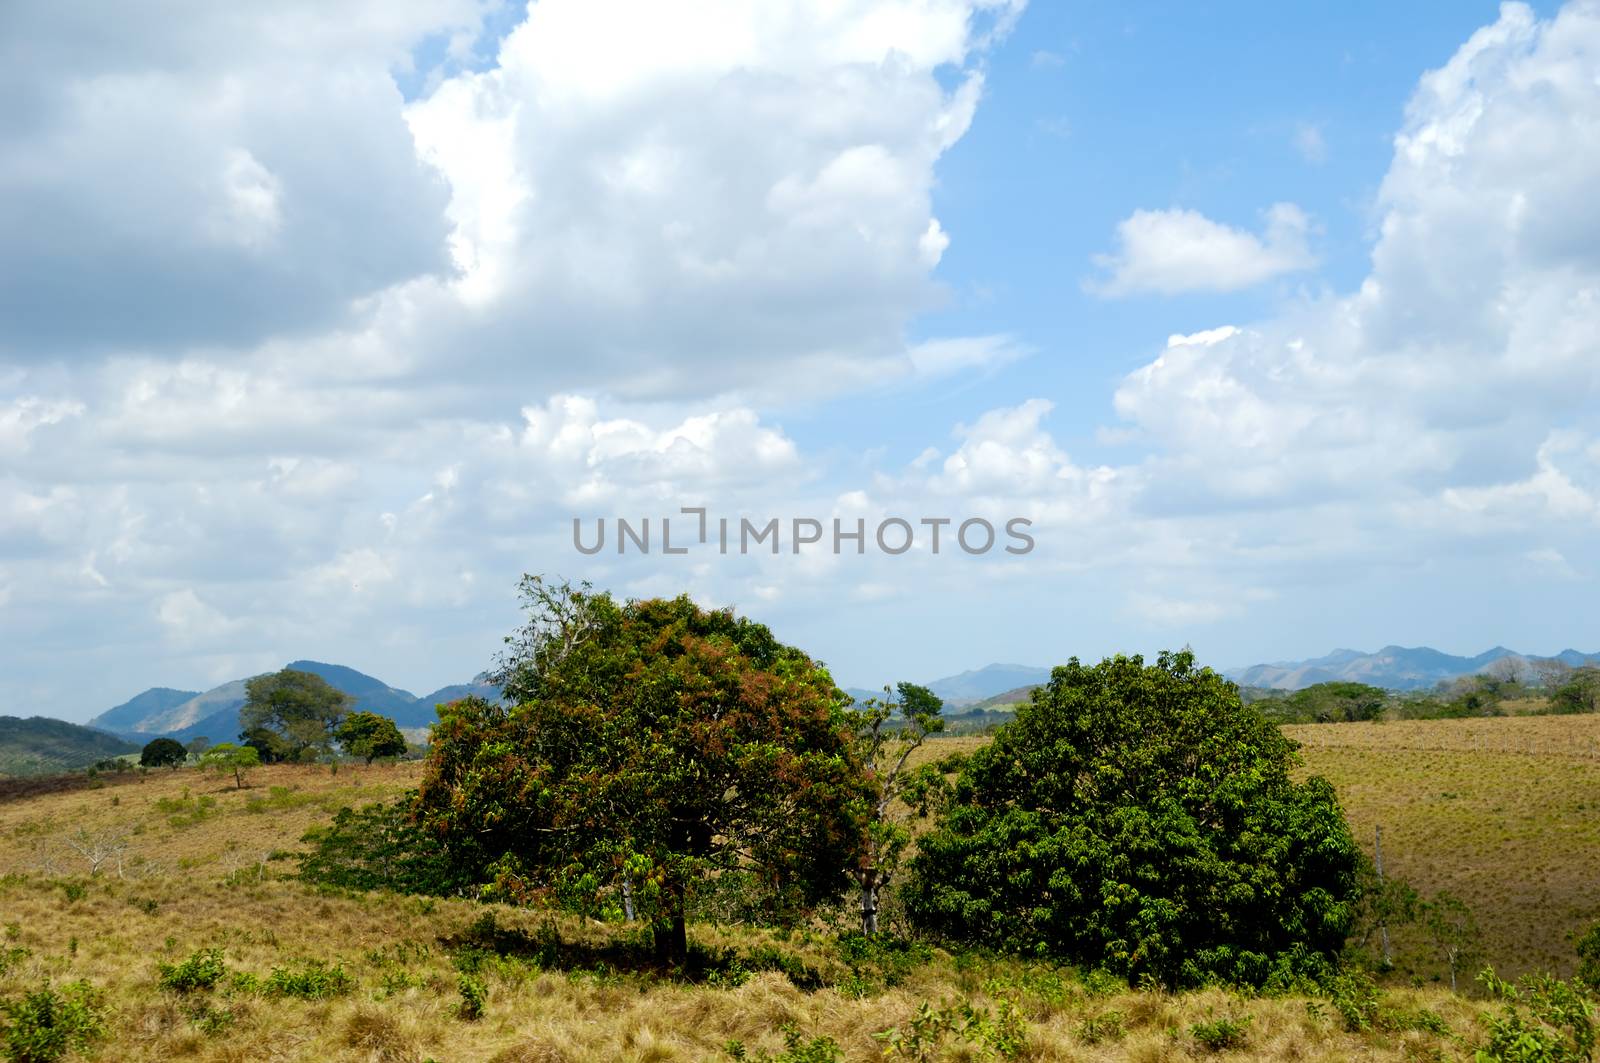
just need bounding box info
[1226,645,1600,691]
[88,661,503,743]
[76,643,1600,752]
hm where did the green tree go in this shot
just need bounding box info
[239,668,351,762]
[334,711,407,764]
[1576,921,1600,988]
[417,582,870,966]
[853,681,945,934]
[1551,668,1600,715]
[902,651,1361,988]
[138,737,187,770]
[184,736,211,760]
[1421,890,1481,993]
[199,742,260,790]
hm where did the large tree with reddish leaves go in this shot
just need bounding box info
[415,581,870,965]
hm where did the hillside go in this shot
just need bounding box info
[0,716,139,776]
[1229,645,1600,691]
[0,759,1499,1062]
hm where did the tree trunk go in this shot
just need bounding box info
[652,881,688,968]
[859,870,880,935]
[653,912,687,968]
[622,875,636,922]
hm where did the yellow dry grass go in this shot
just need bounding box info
[1285,713,1600,980]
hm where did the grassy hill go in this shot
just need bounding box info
[0,716,139,776]
[0,715,1593,1060]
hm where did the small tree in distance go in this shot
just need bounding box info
[853,681,945,934]
[335,711,407,764]
[139,737,187,770]
[200,743,260,790]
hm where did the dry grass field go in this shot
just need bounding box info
[1284,713,1600,981]
[0,717,1592,1061]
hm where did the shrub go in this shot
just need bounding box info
[1475,968,1595,1063]
[158,948,227,993]
[457,973,488,1021]
[1076,1011,1126,1045]
[1575,922,1600,988]
[263,961,354,1000]
[0,981,106,1063]
[1190,1013,1252,1052]
[903,652,1360,988]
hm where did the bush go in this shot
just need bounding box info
[1475,968,1595,1063]
[904,651,1360,988]
[0,981,106,1063]
[1576,922,1600,988]
[1190,1013,1252,1052]
[158,948,227,993]
[263,961,354,1000]
[457,973,487,1021]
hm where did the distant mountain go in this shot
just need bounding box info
[89,687,200,733]
[87,662,504,743]
[1227,645,1600,691]
[924,664,1052,707]
[972,684,1043,709]
[414,677,503,719]
[0,716,139,777]
[94,678,253,737]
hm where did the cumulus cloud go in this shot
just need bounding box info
[1090,203,1318,297]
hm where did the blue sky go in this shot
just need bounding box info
[2,0,1597,719]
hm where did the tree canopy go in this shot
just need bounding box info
[903,650,1360,988]
[239,668,351,762]
[199,742,260,789]
[139,737,187,769]
[416,581,870,965]
[335,711,407,764]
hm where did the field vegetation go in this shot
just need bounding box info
[1,583,1596,1060]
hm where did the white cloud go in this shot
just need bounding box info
[1090,203,1318,296]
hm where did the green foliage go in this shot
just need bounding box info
[904,651,1360,988]
[198,742,260,789]
[417,578,871,964]
[1345,855,1420,968]
[1576,922,1600,988]
[1548,668,1600,716]
[456,973,487,1020]
[874,998,1027,1061]
[262,961,354,1000]
[157,948,227,993]
[1421,891,1482,993]
[852,682,945,935]
[334,711,407,764]
[1190,1012,1252,1052]
[727,1025,844,1063]
[1474,968,1595,1062]
[240,668,352,763]
[0,717,138,778]
[0,981,105,1063]
[298,796,476,896]
[1327,968,1382,1032]
[1253,682,1389,724]
[139,737,187,769]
